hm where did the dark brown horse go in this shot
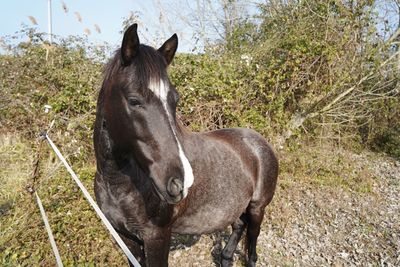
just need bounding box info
[93,24,278,267]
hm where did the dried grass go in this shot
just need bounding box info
[0,135,398,266]
[0,133,33,203]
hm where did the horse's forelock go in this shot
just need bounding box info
[102,45,168,100]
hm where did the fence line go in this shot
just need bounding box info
[35,191,64,267]
[42,133,141,267]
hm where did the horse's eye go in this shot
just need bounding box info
[128,97,142,107]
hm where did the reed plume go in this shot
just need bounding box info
[28,16,38,25]
[61,1,68,13]
[84,28,91,35]
[94,24,101,34]
[74,11,82,22]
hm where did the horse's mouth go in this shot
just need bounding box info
[151,180,183,205]
[166,191,183,204]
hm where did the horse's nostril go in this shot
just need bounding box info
[167,177,183,197]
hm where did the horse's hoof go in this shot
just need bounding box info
[245,262,256,267]
[221,258,233,267]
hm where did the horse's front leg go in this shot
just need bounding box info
[119,234,146,267]
[142,227,171,267]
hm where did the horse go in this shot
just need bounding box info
[93,24,278,267]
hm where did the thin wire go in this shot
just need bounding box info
[44,133,141,267]
[35,191,64,267]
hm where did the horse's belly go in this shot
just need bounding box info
[171,194,251,235]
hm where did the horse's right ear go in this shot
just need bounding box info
[121,24,140,66]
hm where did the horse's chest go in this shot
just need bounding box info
[95,176,146,233]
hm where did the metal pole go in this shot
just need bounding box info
[48,0,53,44]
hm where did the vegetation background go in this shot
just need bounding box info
[1,0,399,266]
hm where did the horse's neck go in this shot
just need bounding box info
[175,119,194,147]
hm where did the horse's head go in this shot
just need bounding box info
[102,24,193,204]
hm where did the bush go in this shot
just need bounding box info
[0,28,110,161]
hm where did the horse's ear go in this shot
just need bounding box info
[121,24,140,66]
[158,34,178,65]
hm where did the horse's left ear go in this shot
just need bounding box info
[121,24,140,66]
[158,34,178,65]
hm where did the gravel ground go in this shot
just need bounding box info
[168,151,400,266]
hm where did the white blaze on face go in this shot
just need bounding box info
[149,78,194,196]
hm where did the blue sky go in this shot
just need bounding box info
[0,0,201,52]
[4,1,395,54]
